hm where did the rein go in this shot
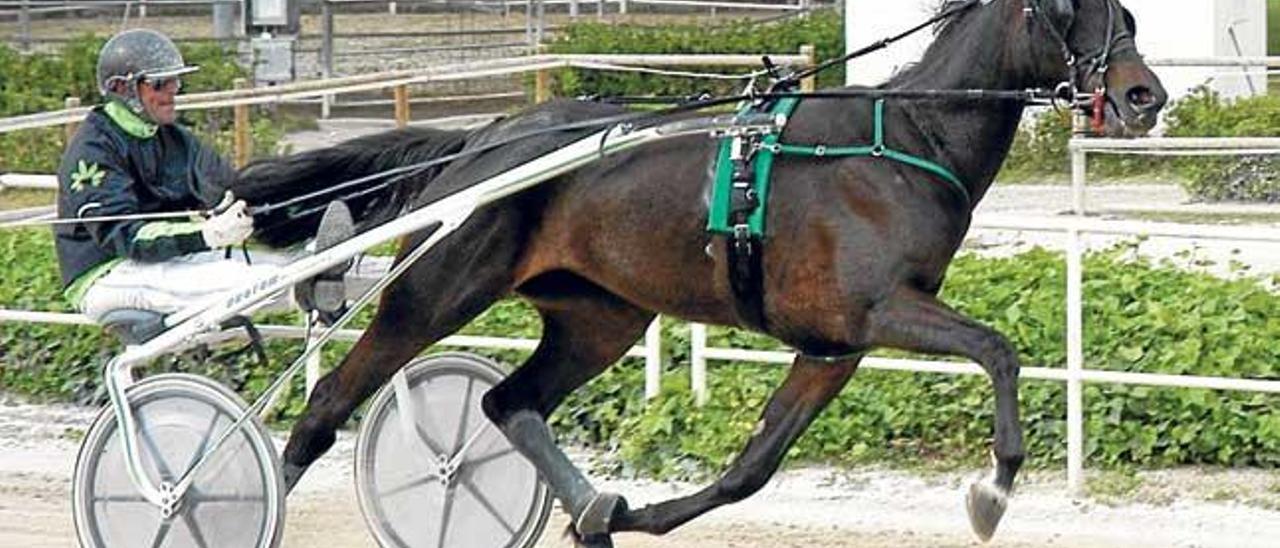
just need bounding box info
[8,0,1124,232]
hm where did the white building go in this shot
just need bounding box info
[844,0,1269,100]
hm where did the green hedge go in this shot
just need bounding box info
[3,228,1279,476]
[0,35,283,173]
[1001,88,1280,203]
[544,11,845,99]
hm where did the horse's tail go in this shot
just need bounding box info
[232,126,470,248]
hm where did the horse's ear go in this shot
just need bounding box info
[1044,0,1076,30]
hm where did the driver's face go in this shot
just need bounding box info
[137,77,180,125]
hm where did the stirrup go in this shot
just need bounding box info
[294,201,354,324]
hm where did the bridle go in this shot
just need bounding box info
[1023,0,1137,126]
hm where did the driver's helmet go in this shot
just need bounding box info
[95,29,199,116]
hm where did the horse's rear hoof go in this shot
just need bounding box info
[575,491,626,537]
[563,523,615,548]
[966,480,1008,542]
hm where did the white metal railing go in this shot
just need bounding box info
[0,309,667,397]
[0,52,810,134]
[689,135,1280,494]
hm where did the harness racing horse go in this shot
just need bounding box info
[234,0,1166,544]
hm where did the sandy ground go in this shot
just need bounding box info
[3,395,1280,548]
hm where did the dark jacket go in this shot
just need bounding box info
[54,102,234,292]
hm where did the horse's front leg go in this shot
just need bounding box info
[867,286,1024,541]
[611,353,859,536]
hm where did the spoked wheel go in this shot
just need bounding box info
[72,373,285,547]
[356,352,553,548]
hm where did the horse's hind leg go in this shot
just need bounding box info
[866,287,1024,541]
[479,276,654,546]
[281,216,520,491]
[609,353,860,537]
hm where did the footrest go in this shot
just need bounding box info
[295,201,355,322]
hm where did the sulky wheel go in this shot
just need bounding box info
[72,373,285,547]
[355,352,553,548]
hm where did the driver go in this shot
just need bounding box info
[54,28,348,332]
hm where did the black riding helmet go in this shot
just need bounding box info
[96,29,199,120]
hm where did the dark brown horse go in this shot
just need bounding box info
[234,0,1166,544]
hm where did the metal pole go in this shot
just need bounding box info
[535,0,545,45]
[1071,113,1089,214]
[1066,138,1088,494]
[140,0,148,19]
[691,322,707,406]
[321,0,335,119]
[18,0,30,52]
[569,0,579,17]
[214,0,237,39]
[620,0,628,15]
[644,318,661,400]
[1066,226,1084,494]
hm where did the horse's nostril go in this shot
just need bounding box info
[1127,87,1157,111]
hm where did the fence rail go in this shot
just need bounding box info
[0,52,812,135]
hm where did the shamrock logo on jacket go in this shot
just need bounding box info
[70,160,105,193]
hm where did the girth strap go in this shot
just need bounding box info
[706,97,971,332]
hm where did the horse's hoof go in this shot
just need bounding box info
[562,524,615,548]
[966,480,1008,542]
[575,491,627,537]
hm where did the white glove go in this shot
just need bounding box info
[201,194,254,248]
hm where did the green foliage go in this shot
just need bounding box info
[1001,88,1280,203]
[0,35,283,172]
[556,245,1280,479]
[4,228,1280,477]
[1163,87,1280,202]
[544,11,844,99]
[3,230,1279,474]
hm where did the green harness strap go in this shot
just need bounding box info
[708,98,969,237]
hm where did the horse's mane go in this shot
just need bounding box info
[231,126,469,248]
[883,0,991,88]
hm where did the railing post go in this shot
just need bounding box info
[1066,135,1088,494]
[620,0,628,15]
[1066,224,1085,494]
[18,0,31,52]
[644,318,662,400]
[691,323,708,406]
[535,68,551,104]
[233,78,252,168]
[321,0,335,119]
[1071,112,1089,214]
[64,97,81,149]
[394,84,411,128]
[800,44,816,92]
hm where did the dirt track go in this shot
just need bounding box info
[4,396,1280,548]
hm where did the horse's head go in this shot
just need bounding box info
[1025,0,1167,136]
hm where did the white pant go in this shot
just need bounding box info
[78,250,294,322]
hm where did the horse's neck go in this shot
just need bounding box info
[888,5,1036,208]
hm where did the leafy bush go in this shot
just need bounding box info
[0,35,283,173]
[1000,87,1280,203]
[545,10,844,99]
[1163,87,1280,202]
[4,224,1279,476]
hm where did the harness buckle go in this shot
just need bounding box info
[814,145,827,157]
[870,144,886,157]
